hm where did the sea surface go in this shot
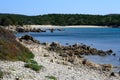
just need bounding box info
[16,28,120,69]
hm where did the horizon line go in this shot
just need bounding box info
[0,12,120,16]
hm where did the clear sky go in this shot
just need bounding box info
[0,0,120,15]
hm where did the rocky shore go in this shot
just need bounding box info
[0,35,120,80]
[4,25,64,33]
[3,25,107,33]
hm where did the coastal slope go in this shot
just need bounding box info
[0,28,120,80]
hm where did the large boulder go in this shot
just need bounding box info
[19,35,40,44]
[20,35,34,41]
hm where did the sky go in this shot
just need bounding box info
[0,0,120,15]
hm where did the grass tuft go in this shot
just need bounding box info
[45,75,57,80]
[0,69,3,78]
[24,59,43,72]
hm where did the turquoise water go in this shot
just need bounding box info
[16,28,120,68]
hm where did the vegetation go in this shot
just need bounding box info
[24,59,43,72]
[0,69,3,78]
[45,76,57,80]
[0,27,34,61]
[0,13,120,27]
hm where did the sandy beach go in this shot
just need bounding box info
[25,25,108,29]
[0,39,120,80]
[5,25,108,31]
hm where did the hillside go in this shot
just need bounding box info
[0,13,120,27]
[0,27,34,61]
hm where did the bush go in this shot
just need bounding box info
[0,70,3,78]
[24,59,43,72]
[26,59,38,64]
[45,76,57,80]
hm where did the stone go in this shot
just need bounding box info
[110,72,117,77]
[82,59,100,69]
[50,42,61,48]
[16,27,25,32]
[101,64,113,71]
[112,53,116,56]
[19,35,40,44]
[50,59,53,63]
[118,71,120,75]
[106,49,113,54]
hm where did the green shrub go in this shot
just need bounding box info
[0,70,3,78]
[17,52,35,62]
[26,59,38,64]
[45,76,57,80]
[24,59,43,72]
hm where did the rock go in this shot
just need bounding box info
[30,28,46,32]
[82,59,87,65]
[82,59,100,69]
[20,35,34,41]
[68,59,74,63]
[57,28,64,31]
[110,72,117,77]
[50,42,61,48]
[42,42,50,46]
[98,50,107,56]
[50,59,54,63]
[112,53,116,56]
[59,53,68,57]
[101,64,113,71]
[66,43,69,45]
[15,77,19,80]
[118,71,120,75]
[19,35,40,44]
[49,28,55,33]
[106,49,113,55]
[16,27,25,32]
[72,43,80,47]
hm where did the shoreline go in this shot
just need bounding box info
[19,40,116,79]
[0,35,120,80]
[22,25,108,29]
[4,25,109,32]
[5,25,108,31]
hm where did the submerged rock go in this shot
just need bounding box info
[106,49,113,55]
[112,53,116,56]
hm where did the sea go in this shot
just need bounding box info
[16,28,120,71]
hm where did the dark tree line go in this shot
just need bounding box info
[0,13,120,27]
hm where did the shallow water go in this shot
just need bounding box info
[16,28,120,68]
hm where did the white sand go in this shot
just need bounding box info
[0,42,119,80]
[24,25,108,29]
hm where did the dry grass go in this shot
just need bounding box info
[0,27,34,61]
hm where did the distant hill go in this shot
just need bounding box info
[0,13,120,27]
[0,27,34,61]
